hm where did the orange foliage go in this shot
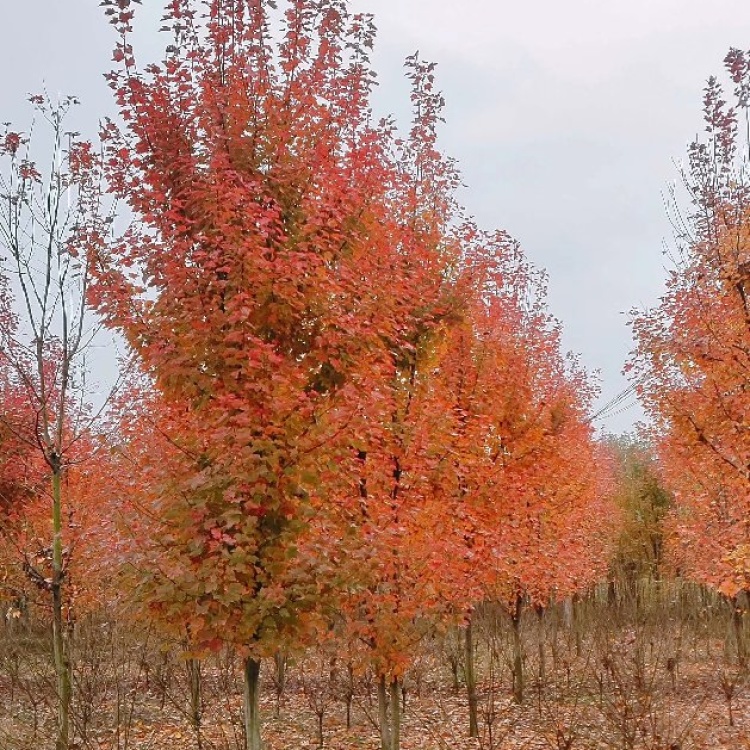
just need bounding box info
[631,49,750,598]
[85,1,619,693]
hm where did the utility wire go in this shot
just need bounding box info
[589,382,638,423]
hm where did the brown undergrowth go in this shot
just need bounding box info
[1,589,749,750]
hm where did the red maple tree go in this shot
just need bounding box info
[630,50,750,611]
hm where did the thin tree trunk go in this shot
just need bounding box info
[732,597,746,669]
[243,657,262,750]
[572,592,582,657]
[390,677,401,750]
[187,658,202,749]
[345,662,354,729]
[317,711,324,748]
[608,578,617,607]
[449,653,461,691]
[273,651,286,719]
[52,466,71,750]
[551,603,559,673]
[536,605,546,687]
[511,596,524,704]
[465,618,479,738]
[378,674,392,750]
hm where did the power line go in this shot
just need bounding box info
[589,382,639,423]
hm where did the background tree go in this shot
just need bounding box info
[412,233,619,715]
[607,436,672,599]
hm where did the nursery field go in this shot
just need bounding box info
[3,3,750,750]
[2,585,750,750]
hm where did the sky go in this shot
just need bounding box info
[2,1,750,434]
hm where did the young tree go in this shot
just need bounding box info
[317,54,475,750]
[94,3,458,747]
[0,95,112,750]
[437,242,618,707]
[630,49,750,619]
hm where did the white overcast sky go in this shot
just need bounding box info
[2,1,750,434]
